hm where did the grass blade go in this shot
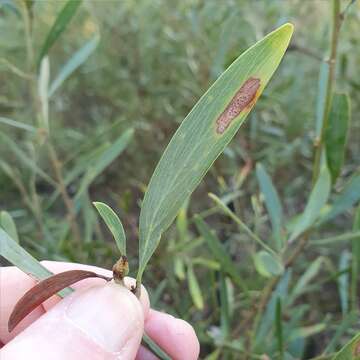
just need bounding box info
[325,93,351,183]
[187,262,204,310]
[289,165,331,242]
[0,229,72,297]
[137,23,294,281]
[351,205,360,312]
[49,35,100,97]
[0,116,36,132]
[256,163,284,250]
[75,128,134,199]
[320,171,360,224]
[93,202,126,255]
[275,297,284,360]
[37,0,82,66]
[142,333,171,360]
[0,211,19,243]
[332,332,360,360]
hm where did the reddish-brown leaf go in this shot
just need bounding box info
[8,270,112,332]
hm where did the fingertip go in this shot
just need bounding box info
[145,310,200,360]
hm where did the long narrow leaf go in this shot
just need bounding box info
[49,35,100,97]
[325,93,350,182]
[0,229,72,297]
[75,128,134,199]
[37,0,82,66]
[256,163,284,250]
[137,23,294,281]
[0,211,19,243]
[332,332,360,360]
[289,165,331,242]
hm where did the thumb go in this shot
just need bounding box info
[1,282,144,360]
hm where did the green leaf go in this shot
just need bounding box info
[0,116,36,132]
[38,57,49,130]
[320,172,360,224]
[187,263,204,310]
[315,62,329,138]
[142,333,171,360]
[332,332,360,360]
[256,163,284,250]
[325,93,351,182]
[275,297,284,359]
[338,250,350,316]
[37,0,82,66]
[93,202,126,256]
[352,206,360,311]
[194,216,247,291]
[0,229,72,297]
[49,35,100,97]
[253,250,284,278]
[288,257,324,305]
[289,165,331,242]
[137,23,294,281]
[75,128,134,200]
[0,211,19,243]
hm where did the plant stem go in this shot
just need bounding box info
[47,142,82,245]
[209,193,278,258]
[312,0,341,185]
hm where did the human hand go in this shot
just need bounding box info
[0,261,199,359]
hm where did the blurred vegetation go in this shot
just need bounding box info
[1,0,360,359]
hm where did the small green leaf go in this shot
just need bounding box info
[93,202,126,256]
[195,216,247,291]
[37,0,82,66]
[187,263,204,310]
[289,257,324,305]
[256,163,284,250]
[0,211,19,243]
[332,332,360,360]
[325,93,351,182]
[253,250,284,278]
[320,172,360,224]
[49,35,100,97]
[142,333,171,360]
[289,165,331,242]
[137,23,294,281]
[0,229,72,297]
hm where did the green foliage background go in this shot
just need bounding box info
[1,0,360,359]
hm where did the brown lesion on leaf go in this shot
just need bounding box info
[216,77,261,134]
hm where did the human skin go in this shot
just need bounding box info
[0,261,200,360]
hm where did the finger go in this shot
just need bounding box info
[139,309,199,360]
[0,261,150,344]
[1,281,144,360]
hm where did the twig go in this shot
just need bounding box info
[47,143,82,245]
[312,0,342,184]
[288,43,323,62]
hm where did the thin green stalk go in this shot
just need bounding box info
[209,193,278,258]
[312,0,341,185]
[142,333,172,360]
[310,231,360,245]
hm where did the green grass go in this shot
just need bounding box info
[0,1,360,359]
